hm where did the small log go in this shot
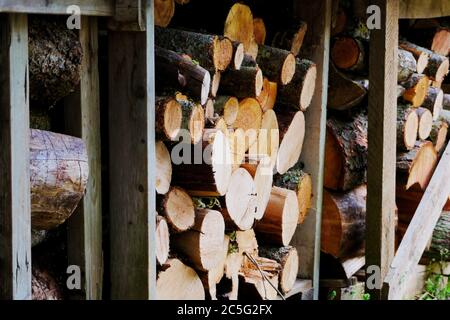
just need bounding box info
[156,96,182,141]
[324,112,368,191]
[156,215,170,265]
[172,209,225,271]
[321,185,366,259]
[248,109,279,169]
[269,20,308,56]
[421,87,444,121]
[30,129,88,230]
[397,48,417,82]
[256,45,296,85]
[257,78,278,112]
[157,187,195,232]
[275,108,305,175]
[409,26,450,56]
[224,3,254,54]
[32,266,63,300]
[213,96,239,126]
[401,73,430,108]
[424,52,449,83]
[233,98,263,150]
[399,40,429,74]
[231,41,245,70]
[156,258,205,300]
[278,58,317,111]
[156,141,172,195]
[176,96,206,144]
[155,27,233,71]
[397,104,419,151]
[429,120,449,153]
[259,246,298,294]
[155,0,175,27]
[331,36,367,73]
[415,107,433,141]
[219,66,264,98]
[253,18,266,45]
[210,71,221,98]
[254,186,299,246]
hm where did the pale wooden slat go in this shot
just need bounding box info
[0,13,31,300]
[0,0,114,16]
[64,17,103,300]
[365,0,398,300]
[290,0,332,300]
[384,142,450,300]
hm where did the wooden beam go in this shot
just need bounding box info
[64,17,103,300]
[384,142,450,299]
[400,0,450,19]
[366,0,398,300]
[109,0,146,31]
[0,0,114,16]
[0,13,31,300]
[291,0,332,300]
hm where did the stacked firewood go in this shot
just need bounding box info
[154,2,315,300]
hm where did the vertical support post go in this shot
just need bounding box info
[0,13,31,300]
[64,16,103,300]
[366,0,398,299]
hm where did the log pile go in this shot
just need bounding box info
[154,2,317,300]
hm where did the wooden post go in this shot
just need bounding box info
[64,17,103,300]
[0,13,31,300]
[366,0,398,299]
[291,0,332,300]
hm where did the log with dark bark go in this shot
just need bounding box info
[156,141,172,195]
[176,96,206,144]
[398,48,417,82]
[415,107,432,141]
[399,40,429,74]
[256,45,296,85]
[219,66,264,98]
[29,16,82,107]
[156,215,170,265]
[278,58,316,111]
[397,104,419,151]
[426,212,450,261]
[156,96,182,141]
[155,0,175,27]
[155,27,233,71]
[269,21,307,57]
[321,185,366,259]
[401,73,430,108]
[30,129,88,230]
[331,36,367,73]
[32,229,47,247]
[32,265,63,300]
[429,120,449,153]
[259,246,298,293]
[324,112,368,191]
[421,87,444,121]
[157,186,195,232]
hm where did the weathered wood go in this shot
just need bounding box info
[0,13,31,300]
[32,265,63,300]
[397,48,417,82]
[157,187,195,232]
[331,36,367,73]
[0,0,114,16]
[155,141,172,195]
[156,215,170,266]
[401,73,430,108]
[155,96,182,141]
[399,0,450,19]
[426,212,450,261]
[429,120,448,153]
[224,3,254,54]
[399,40,429,74]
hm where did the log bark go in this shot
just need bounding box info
[30,129,88,230]
[253,18,266,45]
[156,96,182,141]
[224,3,254,54]
[331,36,367,73]
[254,186,299,246]
[32,265,63,300]
[321,185,366,259]
[155,26,233,71]
[172,209,225,271]
[278,58,317,111]
[426,212,450,261]
[415,107,432,141]
[443,94,450,111]
[256,45,296,85]
[155,0,175,27]
[269,21,307,56]
[401,73,430,108]
[324,112,368,191]
[399,40,429,74]
[157,186,195,232]
[397,104,419,151]
[398,48,417,83]
[156,141,172,195]
[219,66,264,98]
[259,246,298,293]
[156,215,170,265]
[422,87,444,120]
[429,120,449,153]
[176,96,206,144]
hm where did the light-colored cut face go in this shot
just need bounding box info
[431,29,450,56]
[155,141,172,195]
[404,110,419,149]
[297,173,312,224]
[211,72,221,97]
[258,109,279,169]
[321,191,342,257]
[201,71,211,105]
[331,37,360,69]
[291,27,306,56]
[418,109,432,141]
[300,65,317,110]
[204,99,215,120]
[281,189,300,246]
[407,142,437,190]
[411,76,430,107]
[199,210,225,270]
[164,99,182,141]
[416,53,429,74]
[211,131,232,195]
[255,68,264,97]
[281,53,296,85]
[189,104,205,144]
[156,217,170,265]
[324,130,343,190]
[223,97,239,126]
[435,124,448,152]
[277,111,305,174]
[224,3,254,52]
[253,160,273,220]
[213,37,233,71]
[234,43,245,70]
[436,58,450,83]
[166,188,195,231]
[281,249,299,293]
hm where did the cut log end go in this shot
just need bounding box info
[213,36,233,71]
[156,141,172,195]
[331,37,362,70]
[417,52,429,74]
[224,3,254,53]
[211,72,221,98]
[253,18,266,45]
[416,108,432,141]
[255,68,264,97]
[222,97,239,126]
[233,42,245,70]
[158,98,182,141]
[211,131,233,195]
[436,57,450,83]
[154,0,175,27]
[162,187,195,232]
[201,71,211,105]
[277,111,305,174]
[281,53,296,85]
[402,74,430,108]
[300,65,317,110]
[189,104,206,144]
[156,215,170,265]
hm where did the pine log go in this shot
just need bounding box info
[274,166,313,224]
[253,18,266,45]
[424,53,449,83]
[327,62,367,111]
[29,16,82,107]
[259,246,298,293]
[426,212,450,261]
[155,0,175,27]
[30,129,88,230]
[321,185,366,259]
[324,112,368,191]
[156,96,182,141]
[415,107,433,141]
[156,258,205,300]
[156,215,170,265]
[239,255,280,300]
[233,98,263,151]
[155,46,211,105]
[257,78,278,112]
[429,120,449,153]
[397,104,419,151]
[422,87,444,120]
[224,3,254,54]
[175,96,206,144]
[397,141,437,191]
[172,209,225,271]
[157,186,195,232]
[398,48,417,82]
[331,36,367,73]
[278,58,317,111]
[254,186,299,246]
[156,141,172,195]
[32,266,63,300]
[213,96,239,126]
[401,73,430,108]
[155,27,233,71]
[219,66,264,98]
[399,40,429,74]
[256,45,296,85]
[231,41,245,70]
[269,21,308,56]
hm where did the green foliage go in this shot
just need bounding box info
[327,290,337,300]
[419,249,450,300]
[362,293,371,301]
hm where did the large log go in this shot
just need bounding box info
[399,40,429,74]
[422,87,444,121]
[156,215,170,265]
[156,96,182,141]
[415,107,432,141]
[233,98,263,151]
[219,66,264,98]
[397,104,419,151]
[156,141,172,195]
[157,186,195,232]
[155,0,175,27]
[212,96,239,126]
[269,21,308,57]
[30,129,88,230]
[224,3,255,55]
[172,209,225,271]
[324,112,368,191]
[397,48,417,82]
[408,25,450,56]
[256,45,296,85]
[321,185,366,259]
[401,73,430,108]
[331,36,367,73]
[29,16,82,107]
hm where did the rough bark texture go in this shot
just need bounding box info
[177,98,206,144]
[429,120,449,153]
[259,246,298,293]
[426,212,450,261]
[398,48,417,82]
[422,87,444,121]
[399,40,429,74]
[269,21,307,56]
[219,66,263,98]
[256,45,296,85]
[157,186,195,232]
[32,266,63,300]
[31,229,47,247]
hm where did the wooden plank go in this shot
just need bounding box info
[365,0,398,300]
[64,17,103,300]
[400,0,450,19]
[0,13,31,300]
[0,0,114,16]
[109,0,146,31]
[291,0,332,300]
[384,142,450,300]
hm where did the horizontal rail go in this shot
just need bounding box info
[0,0,114,16]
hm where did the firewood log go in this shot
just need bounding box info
[331,36,367,73]
[269,21,307,57]
[397,141,437,191]
[172,209,225,271]
[156,96,182,141]
[231,41,245,70]
[321,185,366,259]
[213,96,239,126]
[155,46,211,105]
[253,18,266,45]
[156,258,205,300]
[275,108,305,175]
[399,40,429,74]
[278,58,317,111]
[415,107,432,141]
[254,187,299,246]
[401,73,430,107]
[155,27,233,71]
[256,45,296,85]
[425,212,450,261]
[175,95,205,144]
[324,112,368,191]
[224,3,255,55]
[157,187,195,232]
[397,104,419,151]
[422,87,444,120]
[274,165,313,224]
[30,129,88,230]
[233,98,263,151]
[429,120,449,153]
[257,78,278,112]
[407,25,450,56]
[398,48,417,82]
[219,66,264,98]
[156,141,172,195]
[155,0,175,27]
[32,265,63,300]
[239,256,280,300]
[156,215,170,266]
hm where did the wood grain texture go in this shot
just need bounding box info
[0,0,114,16]
[366,0,398,300]
[64,17,103,300]
[399,0,450,19]
[0,13,31,300]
